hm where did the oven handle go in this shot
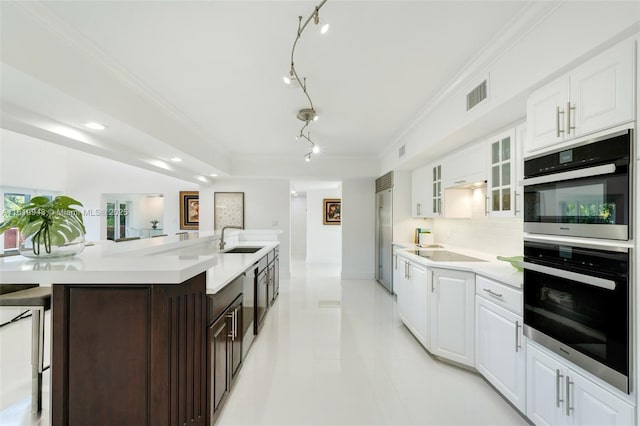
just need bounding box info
[522,163,616,187]
[522,262,616,290]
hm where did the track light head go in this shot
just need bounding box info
[297,108,316,122]
[305,153,312,162]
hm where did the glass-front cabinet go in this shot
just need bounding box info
[487,128,518,217]
[431,164,442,216]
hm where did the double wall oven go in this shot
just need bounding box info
[522,129,633,393]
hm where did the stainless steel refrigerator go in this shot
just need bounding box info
[375,173,393,293]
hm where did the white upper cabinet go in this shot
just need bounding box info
[411,164,431,217]
[486,128,519,217]
[570,39,635,137]
[411,162,442,218]
[442,142,486,189]
[526,77,570,153]
[526,37,634,155]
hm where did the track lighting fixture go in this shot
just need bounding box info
[288,0,328,162]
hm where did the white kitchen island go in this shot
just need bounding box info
[0,230,280,426]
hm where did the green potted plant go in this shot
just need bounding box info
[150,219,159,230]
[0,195,86,258]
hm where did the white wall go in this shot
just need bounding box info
[290,195,307,259]
[198,178,291,279]
[341,178,375,279]
[0,128,67,191]
[306,188,342,264]
[431,187,523,256]
[66,149,197,241]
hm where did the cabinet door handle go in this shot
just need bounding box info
[417,203,421,216]
[454,180,466,184]
[514,191,520,215]
[556,106,565,137]
[483,288,503,298]
[556,369,564,408]
[567,102,575,135]
[233,310,238,339]
[394,255,397,270]
[515,321,522,352]
[226,312,234,340]
[485,196,490,216]
[565,376,573,416]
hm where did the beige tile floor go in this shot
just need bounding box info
[0,260,529,426]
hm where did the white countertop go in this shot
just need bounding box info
[0,231,280,292]
[205,242,279,294]
[393,244,523,289]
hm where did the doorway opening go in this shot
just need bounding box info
[289,181,342,266]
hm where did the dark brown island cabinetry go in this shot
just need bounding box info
[207,275,243,424]
[51,273,208,426]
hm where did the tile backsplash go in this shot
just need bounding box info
[432,187,523,256]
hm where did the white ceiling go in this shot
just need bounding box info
[0,1,530,183]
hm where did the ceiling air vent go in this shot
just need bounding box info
[466,80,487,111]
[398,144,406,158]
[376,171,394,192]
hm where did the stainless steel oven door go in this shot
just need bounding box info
[523,129,631,240]
[522,241,630,393]
[523,164,629,240]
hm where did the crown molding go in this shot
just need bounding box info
[379,1,563,159]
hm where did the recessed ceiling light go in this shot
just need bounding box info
[170,157,182,162]
[290,190,297,194]
[210,173,218,177]
[196,176,208,183]
[148,160,172,171]
[312,146,320,154]
[84,122,106,130]
[283,76,291,85]
[320,23,330,34]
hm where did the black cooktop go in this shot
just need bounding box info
[410,250,486,262]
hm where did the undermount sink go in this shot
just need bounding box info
[222,246,264,254]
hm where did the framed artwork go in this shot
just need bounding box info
[323,198,341,225]
[179,191,199,230]
[214,192,244,230]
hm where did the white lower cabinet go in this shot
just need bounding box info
[475,296,525,413]
[527,343,634,426]
[396,254,430,349]
[430,268,475,367]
